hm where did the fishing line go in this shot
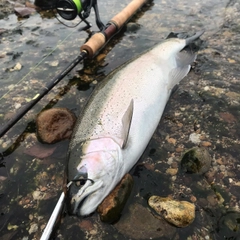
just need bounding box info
[0,27,80,101]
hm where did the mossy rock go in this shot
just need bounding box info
[181,147,212,174]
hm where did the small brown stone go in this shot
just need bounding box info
[190,195,197,203]
[166,168,178,176]
[205,172,214,184]
[199,134,206,140]
[207,193,218,207]
[176,147,184,152]
[97,174,133,223]
[177,122,183,128]
[96,53,106,62]
[167,138,177,145]
[83,68,94,75]
[143,163,155,171]
[40,186,47,192]
[171,162,178,169]
[201,141,212,147]
[36,108,76,144]
[216,158,224,165]
[219,112,237,123]
[79,220,94,232]
[24,198,31,204]
[198,198,208,207]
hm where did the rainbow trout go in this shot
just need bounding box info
[67,31,204,216]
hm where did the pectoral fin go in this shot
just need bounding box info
[120,99,134,149]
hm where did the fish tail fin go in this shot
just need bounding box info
[185,30,205,46]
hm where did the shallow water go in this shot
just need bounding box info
[0,0,240,239]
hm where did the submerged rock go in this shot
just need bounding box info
[148,196,195,227]
[97,173,133,223]
[36,108,76,144]
[24,142,57,158]
[218,211,240,238]
[126,22,141,33]
[115,203,176,239]
[181,147,212,174]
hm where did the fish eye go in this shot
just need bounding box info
[76,179,87,186]
[72,178,87,187]
[71,177,94,187]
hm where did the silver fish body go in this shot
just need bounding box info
[67,31,204,216]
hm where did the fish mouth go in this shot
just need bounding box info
[67,179,103,216]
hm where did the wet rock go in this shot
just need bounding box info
[115,203,176,239]
[97,173,133,223]
[36,108,76,144]
[14,7,36,17]
[218,211,240,238]
[167,137,177,145]
[28,223,38,234]
[189,132,201,144]
[201,141,212,147]
[230,185,240,199]
[207,193,219,207]
[9,62,22,71]
[7,223,19,230]
[32,190,46,200]
[148,196,195,227]
[219,112,237,123]
[96,53,106,62]
[24,142,57,158]
[181,147,212,174]
[166,168,178,176]
[79,220,94,232]
[126,22,141,32]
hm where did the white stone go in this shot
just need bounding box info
[32,190,45,200]
[14,103,21,109]
[28,223,38,234]
[189,133,201,144]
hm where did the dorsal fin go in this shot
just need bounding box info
[121,99,134,149]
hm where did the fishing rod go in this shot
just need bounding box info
[0,0,147,138]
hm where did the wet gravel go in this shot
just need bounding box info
[0,0,240,239]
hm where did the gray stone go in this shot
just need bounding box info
[181,147,212,174]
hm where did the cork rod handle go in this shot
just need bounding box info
[110,0,146,28]
[81,0,147,58]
